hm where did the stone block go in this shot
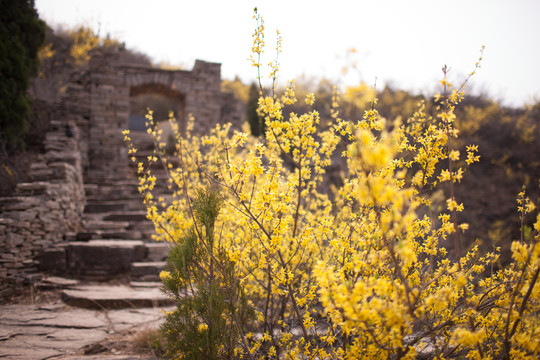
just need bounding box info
[6,233,25,246]
[61,284,172,309]
[84,201,127,213]
[0,217,14,226]
[102,211,147,222]
[130,261,166,282]
[17,182,49,194]
[0,196,40,211]
[145,243,170,262]
[14,221,30,229]
[14,210,37,222]
[36,248,67,275]
[66,240,146,279]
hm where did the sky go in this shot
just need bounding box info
[35,0,540,107]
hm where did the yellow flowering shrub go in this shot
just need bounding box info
[124,9,540,359]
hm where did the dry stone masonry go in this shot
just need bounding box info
[0,48,244,299]
[0,120,85,296]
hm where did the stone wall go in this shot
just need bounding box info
[0,121,85,297]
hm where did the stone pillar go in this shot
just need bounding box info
[86,52,129,184]
[189,60,224,134]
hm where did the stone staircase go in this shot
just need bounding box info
[39,179,170,285]
[36,131,176,308]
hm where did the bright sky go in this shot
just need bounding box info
[35,0,540,107]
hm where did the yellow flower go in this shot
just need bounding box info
[525,200,535,214]
[452,327,485,347]
[305,93,315,106]
[232,132,248,148]
[198,323,209,333]
[447,198,459,211]
[438,169,451,182]
[159,270,172,281]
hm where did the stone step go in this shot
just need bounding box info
[130,261,166,282]
[36,246,68,275]
[84,196,147,211]
[84,176,172,197]
[129,221,155,232]
[82,212,107,222]
[102,211,148,222]
[85,183,141,201]
[85,220,130,231]
[86,229,146,241]
[84,201,128,213]
[85,179,139,188]
[66,240,147,280]
[61,284,172,309]
[35,276,80,290]
[130,281,163,288]
[78,229,146,241]
[84,212,154,225]
[103,230,146,240]
[37,241,168,279]
[125,200,148,211]
[82,216,154,234]
[85,187,172,203]
[145,243,170,262]
[131,230,155,243]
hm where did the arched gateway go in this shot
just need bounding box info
[62,49,243,185]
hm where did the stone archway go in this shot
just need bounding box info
[128,83,187,154]
[62,49,243,185]
[129,82,186,132]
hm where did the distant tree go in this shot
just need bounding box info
[221,76,250,103]
[0,0,45,150]
[246,82,264,137]
[67,26,100,65]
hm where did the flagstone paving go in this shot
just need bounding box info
[0,286,171,360]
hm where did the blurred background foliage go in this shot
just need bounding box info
[224,77,540,264]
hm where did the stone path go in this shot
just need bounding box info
[0,283,172,360]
